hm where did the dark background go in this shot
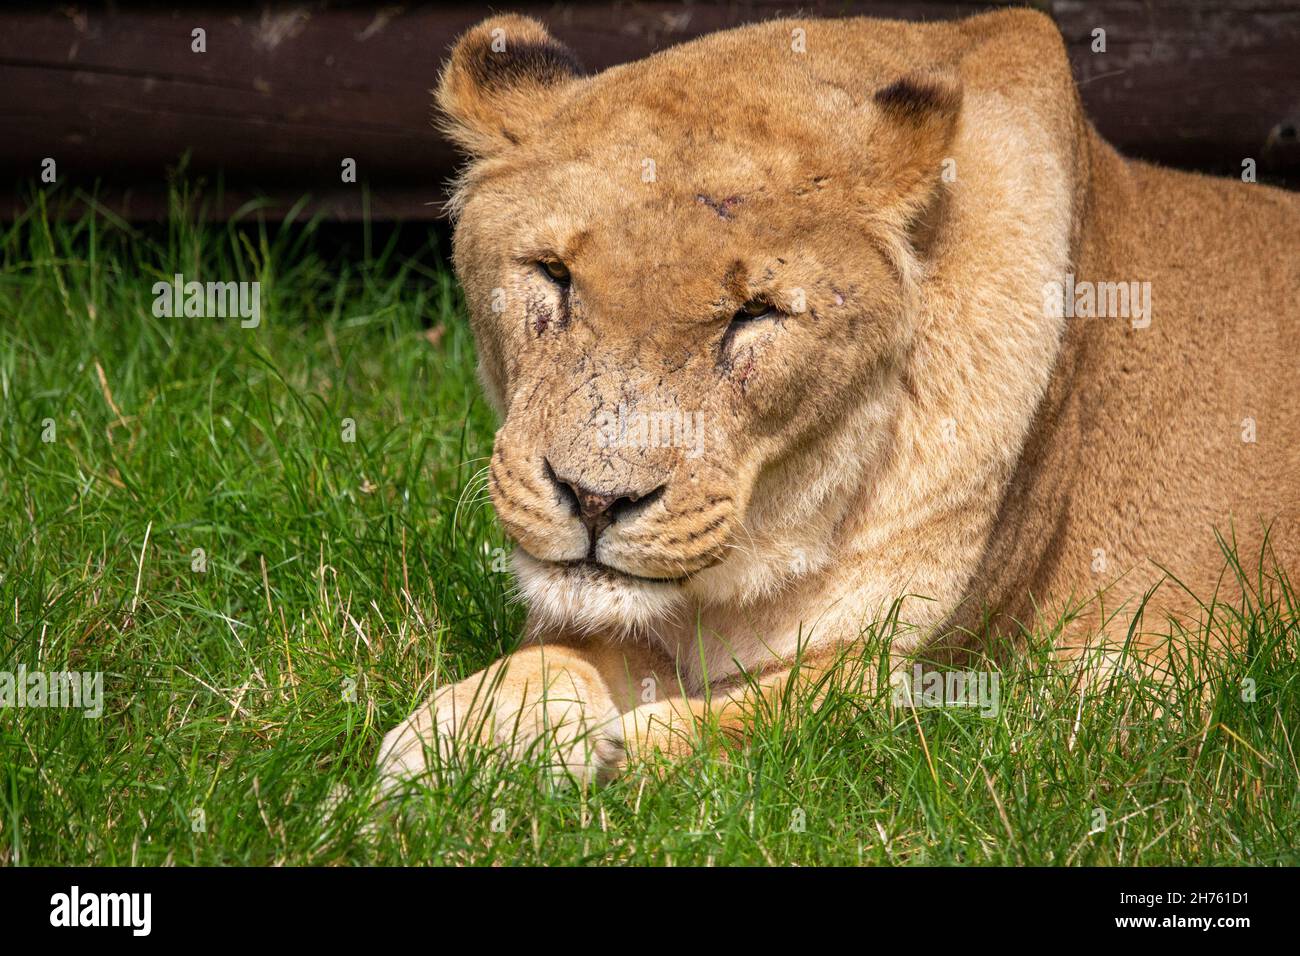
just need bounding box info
[2,0,1298,223]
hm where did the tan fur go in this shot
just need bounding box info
[377,9,1299,789]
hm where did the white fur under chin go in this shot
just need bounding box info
[511,549,687,637]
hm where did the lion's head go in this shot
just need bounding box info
[438,15,967,636]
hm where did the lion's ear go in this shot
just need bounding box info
[864,71,963,221]
[436,15,584,159]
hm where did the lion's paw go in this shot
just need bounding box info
[373,658,625,804]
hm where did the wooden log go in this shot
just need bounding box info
[1,1,1296,221]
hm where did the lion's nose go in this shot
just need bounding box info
[544,459,664,551]
[574,487,619,523]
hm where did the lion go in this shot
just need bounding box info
[375,8,1300,791]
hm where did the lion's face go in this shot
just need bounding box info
[440,16,961,634]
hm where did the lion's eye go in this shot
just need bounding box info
[539,259,571,287]
[732,298,774,323]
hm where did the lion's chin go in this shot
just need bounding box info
[511,549,686,637]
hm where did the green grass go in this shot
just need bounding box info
[1,190,1298,866]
